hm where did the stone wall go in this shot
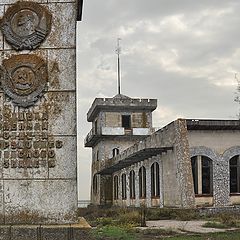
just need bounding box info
[111,119,195,208]
[0,0,77,224]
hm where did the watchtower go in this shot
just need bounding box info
[85,94,157,205]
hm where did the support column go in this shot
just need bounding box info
[197,155,202,194]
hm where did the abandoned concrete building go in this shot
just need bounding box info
[85,94,240,208]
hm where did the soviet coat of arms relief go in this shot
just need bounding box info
[0,1,52,108]
[0,1,52,50]
[0,54,48,107]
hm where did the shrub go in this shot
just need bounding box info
[218,213,237,227]
[146,208,199,221]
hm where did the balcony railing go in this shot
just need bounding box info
[84,127,155,147]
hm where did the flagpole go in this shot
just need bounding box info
[116,38,121,95]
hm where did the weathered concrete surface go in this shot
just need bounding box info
[48,49,76,91]
[0,218,91,240]
[111,119,195,208]
[4,180,77,224]
[0,0,78,224]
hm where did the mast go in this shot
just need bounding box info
[116,38,121,95]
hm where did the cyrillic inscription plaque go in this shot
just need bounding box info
[0,107,63,169]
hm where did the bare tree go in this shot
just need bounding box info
[234,73,240,119]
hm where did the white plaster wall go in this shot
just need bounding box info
[188,130,240,154]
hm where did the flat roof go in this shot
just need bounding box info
[98,147,172,175]
[87,97,157,122]
[186,119,240,130]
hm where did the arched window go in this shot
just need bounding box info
[191,156,213,195]
[113,175,119,200]
[230,156,240,193]
[112,148,119,157]
[139,166,146,198]
[129,170,135,199]
[93,174,98,195]
[122,174,127,199]
[151,162,160,197]
[96,150,99,161]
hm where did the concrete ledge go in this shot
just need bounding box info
[0,218,91,240]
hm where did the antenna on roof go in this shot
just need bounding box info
[116,38,121,95]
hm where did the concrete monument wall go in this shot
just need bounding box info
[0,0,77,224]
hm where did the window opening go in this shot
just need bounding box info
[113,175,119,200]
[151,162,160,197]
[112,148,119,157]
[122,115,131,129]
[93,174,98,195]
[122,174,127,199]
[94,119,98,134]
[191,156,213,195]
[130,170,135,199]
[230,155,240,193]
[139,166,146,198]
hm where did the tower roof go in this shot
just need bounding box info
[87,95,157,122]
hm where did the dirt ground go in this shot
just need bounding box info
[146,220,228,233]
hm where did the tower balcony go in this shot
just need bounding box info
[84,127,154,147]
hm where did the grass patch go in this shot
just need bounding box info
[146,208,199,221]
[202,221,227,229]
[92,225,136,240]
[138,227,177,236]
[165,231,240,240]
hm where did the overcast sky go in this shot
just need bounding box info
[76,0,240,200]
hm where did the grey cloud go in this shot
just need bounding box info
[77,0,240,200]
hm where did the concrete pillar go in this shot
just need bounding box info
[0,0,78,224]
[197,155,202,194]
[146,162,151,207]
[135,163,140,207]
[126,169,130,207]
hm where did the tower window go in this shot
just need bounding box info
[112,148,119,157]
[93,174,98,195]
[94,120,98,134]
[122,115,131,129]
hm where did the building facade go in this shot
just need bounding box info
[85,95,240,208]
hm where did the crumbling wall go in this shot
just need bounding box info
[111,119,195,208]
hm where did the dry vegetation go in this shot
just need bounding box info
[78,206,240,240]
